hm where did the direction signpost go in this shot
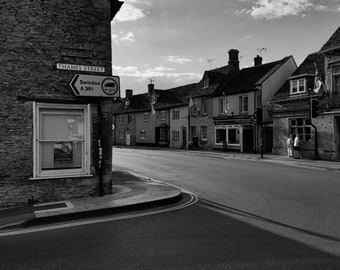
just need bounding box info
[69,74,120,98]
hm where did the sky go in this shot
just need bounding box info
[111,0,340,97]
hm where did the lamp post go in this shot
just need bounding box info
[308,88,318,160]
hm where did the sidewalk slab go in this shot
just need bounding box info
[0,171,182,230]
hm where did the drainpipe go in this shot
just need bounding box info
[308,89,318,160]
[98,101,104,196]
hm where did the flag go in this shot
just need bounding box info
[189,96,194,107]
[222,92,229,114]
[150,91,157,115]
[313,62,328,95]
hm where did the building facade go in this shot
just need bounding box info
[0,0,123,207]
[272,26,340,161]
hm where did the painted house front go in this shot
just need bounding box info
[212,55,297,153]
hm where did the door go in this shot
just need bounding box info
[126,131,130,146]
[182,127,187,148]
[243,127,254,152]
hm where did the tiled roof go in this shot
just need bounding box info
[272,52,324,101]
[213,56,291,96]
[190,65,235,97]
[113,83,197,114]
[320,26,340,53]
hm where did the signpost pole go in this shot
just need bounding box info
[98,100,104,196]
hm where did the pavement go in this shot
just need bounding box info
[0,150,339,231]
[0,171,182,230]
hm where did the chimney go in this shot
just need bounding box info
[254,55,262,66]
[228,49,239,71]
[148,83,154,95]
[125,89,133,98]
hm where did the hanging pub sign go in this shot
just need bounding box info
[69,74,120,98]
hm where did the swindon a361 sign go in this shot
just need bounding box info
[69,74,120,97]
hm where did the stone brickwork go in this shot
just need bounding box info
[273,114,337,160]
[0,0,115,207]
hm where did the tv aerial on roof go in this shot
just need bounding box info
[256,47,268,57]
[148,76,156,84]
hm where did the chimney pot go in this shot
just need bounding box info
[125,89,133,98]
[148,83,154,95]
[254,55,262,66]
[228,49,239,71]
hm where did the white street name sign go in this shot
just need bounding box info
[57,63,105,73]
[69,74,120,97]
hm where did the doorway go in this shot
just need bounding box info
[125,131,130,146]
[182,127,187,148]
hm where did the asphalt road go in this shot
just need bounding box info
[1,201,339,270]
[112,147,340,257]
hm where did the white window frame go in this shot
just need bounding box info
[239,95,248,113]
[227,125,240,146]
[173,130,180,141]
[201,126,208,141]
[215,125,227,145]
[202,100,208,115]
[33,102,91,179]
[160,111,166,121]
[290,78,306,94]
[219,98,227,115]
[140,130,146,139]
[143,113,149,122]
[173,110,179,120]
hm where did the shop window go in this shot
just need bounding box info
[290,78,306,94]
[140,130,146,139]
[333,66,340,94]
[33,103,90,178]
[215,127,226,144]
[201,126,208,141]
[289,118,311,142]
[228,127,240,145]
[239,96,248,113]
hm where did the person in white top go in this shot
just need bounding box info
[286,134,293,157]
[293,134,302,159]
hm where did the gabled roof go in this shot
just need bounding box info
[190,65,235,98]
[272,52,324,101]
[213,56,292,96]
[320,26,340,53]
[113,83,197,115]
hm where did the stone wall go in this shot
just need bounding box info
[0,0,114,207]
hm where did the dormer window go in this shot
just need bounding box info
[290,78,306,95]
[203,76,209,88]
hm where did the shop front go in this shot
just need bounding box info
[214,117,256,152]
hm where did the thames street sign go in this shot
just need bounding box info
[69,74,120,97]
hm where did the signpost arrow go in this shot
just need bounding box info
[69,74,120,97]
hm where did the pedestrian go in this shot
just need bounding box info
[286,134,293,157]
[293,134,302,159]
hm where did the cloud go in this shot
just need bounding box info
[113,2,146,23]
[244,0,313,19]
[165,56,192,64]
[236,0,340,19]
[112,31,135,44]
[112,65,201,83]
